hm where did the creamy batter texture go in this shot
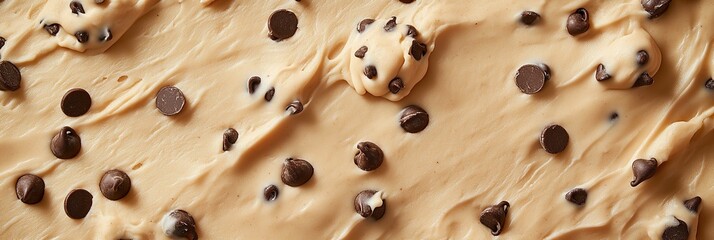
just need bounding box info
[0,0,713,239]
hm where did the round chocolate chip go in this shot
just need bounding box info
[515,64,549,94]
[479,201,510,236]
[286,100,304,115]
[630,158,657,187]
[64,189,93,219]
[683,196,702,213]
[75,31,89,43]
[642,0,672,19]
[354,190,386,220]
[247,76,261,94]
[565,188,588,205]
[61,88,92,117]
[540,124,569,154]
[281,158,314,187]
[354,46,368,59]
[636,50,649,66]
[356,19,375,33]
[354,141,384,171]
[15,174,45,205]
[44,24,61,36]
[399,105,429,133]
[596,64,612,81]
[268,9,298,41]
[264,185,279,201]
[566,8,590,36]
[223,128,239,151]
[364,65,378,79]
[520,11,540,25]
[155,86,186,116]
[51,126,82,159]
[70,1,85,14]
[162,209,198,240]
[99,170,131,201]
[388,78,404,94]
[662,218,688,240]
[0,61,21,91]
[264,87,275,102]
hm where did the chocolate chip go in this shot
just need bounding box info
[354,46,368,59]
[356,19,375,33]
[388,78,404,94]
[565,188,588,205]
[51,126,82,159]
[286,100,304,115]
[0,37,5,49]
[683,196,702,213]
[610,112,619,121]
[0,60,21,91]
[64,189,93,219]
[705,78,714,90]
[630,158,657,187]
[44,24,61,36]
[596,64,612,81]
[99,29,112,42]
[354,190,386,220]
[399,105,429,133]
[70,1,85,14]
[633,72,654,88]
[15,174,45,205]
[268,9,298,41]
[384,17,397,32]
[662,218,689,240]
[515,64,549,94]
[222,128,239,151]
[479,201,510,236]
[406,25,419,38]
[264,185,279,201]
[95,0,105,4]
[567,8,590,36]
[61,88,92,117]
[409,40,427,61]
[99,170,131,201]
[247,76,261,94]
[354,142,384,171]
[155,86,186,116]
[642,0,672,19]
[162,209,198,240]
[540,124,569,154]
[399,0,415,3]
[636,50,649,66]
[281,158,313,187]
[364,65,378,79]
[520,11,540,25]
[264,87,275,102]
[75,31,89,43]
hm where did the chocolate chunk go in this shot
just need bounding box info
[44,24,61,36]
[384,17,397,32]
[222,128,239,151]
[642,0,672,19]
[281,158,314,187]
[61,88,92,117]
[354,190,386,220]
[565,188,588,205]
[705,78,714,90]
[264,185,279,201]
[406,25,419,38]
[0,61,21,91]
[70,1,85,14]
[596,64,612,81]
[247,76,261,94]
[15,174,45,205]
[75,31,89,43]
[633,72,654,88]
[99,170,131,201]
[515,64,549,94]
[388,78,404,94]
[399,0,415,3]
[163,209,198,240]
[400,105,429,133]
[479,201,510,236]
[364,65,378,79]
[630,158,657,187]
[354,46,368,59]
[286,100,304,115]
[354,142,384,171]
[51,126,82,159]
[356,19,375,33]
[540,124,569,154]
[0,37,5,49]
[662,218,689,240]
[99,29,112,42]
[520,11,540,25]
[567,8,590,36]
[155,86,186,116]
[636,50,649,66]
[264,87,275,102]
[64,189,93,219]
[268,9,298,41]
[683,196,702,213]
[409,40,427,61]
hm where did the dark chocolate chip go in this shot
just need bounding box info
[95,0,105,4]
[515,64,549,94]
[565,188,588,205]
[61,88,92,117]
[662,218,689,240]
[384,17,397,32]
[222,128,239,151]
[642,0,672,19]
[163,209,198,240]
[286,100,304,115]
[705,78,714,90]
[44,24,61,36]
[51,126,82,159]
[354,190,386,220]
[540,124,569,154]
[264,185,279,201]
[630,158,657,187]
[247,76,261,94]
[281,158,313,187]
[399,0,415,3]
[75,31,89,43]
[268,9,298,41]
[0,61,21,91]
[15,174,45,205]
[633,72,654,88]
[479,201,510,236]
[683,196,702,213]
[64,189,93,219]
[636,50,649,66]
[155,86,186,116]
[596,64,612,81]
[354,141,384,171]
[0,37,5,49]
[364,65,378,79]
[264,87,275,102]
[400,105,429,133]
[99,170,131,201]
[520,11,540,25]
[99,29,112,42]
[409,40,427,61]
[388,78,404,94]
[357,19,375,33]
[406,25,419,38]
[70,1,85,14]
[354,46,368,59]
[567,8,590,36]
[610,112,619,121]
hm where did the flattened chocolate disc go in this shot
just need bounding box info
[64,189,93,219]
[540,124,569,154]
[0,61,21,91]
[268,9,298,41]
[61,88,92,117]
[515,64,549,94]
[155,86,186,116]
